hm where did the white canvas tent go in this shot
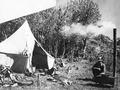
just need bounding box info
[0,21,55,73]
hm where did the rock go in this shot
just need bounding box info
[63,79,72,85]
[11,83,18,87]
[3,84,9,87]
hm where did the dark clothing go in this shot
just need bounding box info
[32,42,48,69]
[92,61,114,85]
[92,61,105,77]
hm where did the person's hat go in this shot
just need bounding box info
[99,56,102,59]
[98,57,103,62]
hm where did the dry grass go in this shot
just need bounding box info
[0,59,119,90]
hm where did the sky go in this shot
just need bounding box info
[0,0,56,23]
[94,0,120,38]
[57,0,120,38]
[94,0,120,32]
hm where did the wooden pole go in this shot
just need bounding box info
[113,28,117,77]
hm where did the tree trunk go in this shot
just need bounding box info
[83,38,87,58]
[62,39,66,58]
[2,31,7,39]
[71,45,75,60]
[71,49,74,59]
[49,45,53,55]
[55,41,59,58]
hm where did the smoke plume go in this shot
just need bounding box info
[61,21,116,39]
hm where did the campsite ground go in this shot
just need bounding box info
[0,59,120,90]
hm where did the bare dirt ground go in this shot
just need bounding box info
[0,60,120,90]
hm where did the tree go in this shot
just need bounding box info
[59,0,101,58]
[60,0,101,25]
[0,17,25,41]
[72,0,101,25]
[25,0,101,58]
[26,8,67,57]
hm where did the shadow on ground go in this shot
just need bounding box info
[76,78,113,88]
[82,83,113,88]
[76,78,94,82]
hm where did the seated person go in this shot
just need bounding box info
[92,57,114,85]
[92,57,106,78]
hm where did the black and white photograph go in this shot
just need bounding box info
[0,0,120,90]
